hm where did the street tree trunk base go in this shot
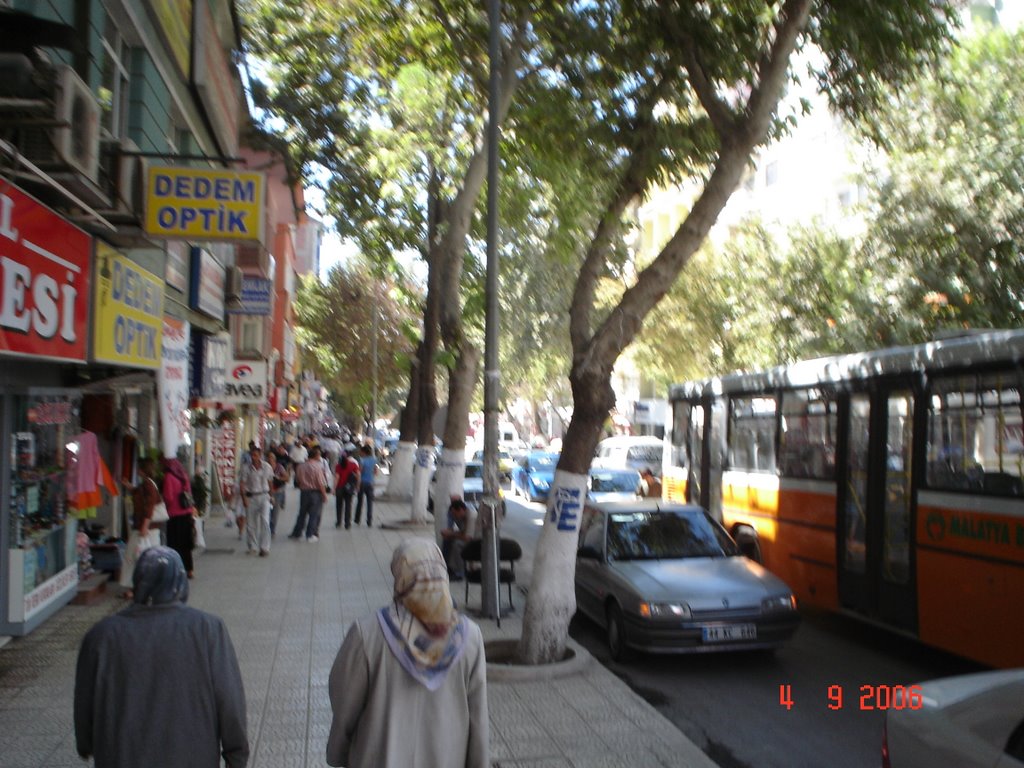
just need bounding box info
[517,469,589,665]
[385,441,416,499]
[485,638,591,681]
[410,447,436,523]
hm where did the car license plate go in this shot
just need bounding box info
[701,624,756,643]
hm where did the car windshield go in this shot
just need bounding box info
[590,471,639,493]
[607,510,738,560]
[465,463,484,479]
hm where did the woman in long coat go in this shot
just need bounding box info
[161,457,196,577]
[327,538,489,768]
[74,547,248,768]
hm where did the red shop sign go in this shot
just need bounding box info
[0,183,91,362]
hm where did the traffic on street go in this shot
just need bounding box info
[498,492,988,768]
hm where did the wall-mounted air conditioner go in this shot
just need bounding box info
[54,65,100,184]
[102,137,146,217]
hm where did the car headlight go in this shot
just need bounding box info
[639,602,692,620]
[761,594,797,613]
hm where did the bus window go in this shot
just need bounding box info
[927,374,1024,497]
[728,396,777,473]
[884,393,913,585]
[779,389,837,479]
[844,395,871,574]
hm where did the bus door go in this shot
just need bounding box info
[836,387,917,633]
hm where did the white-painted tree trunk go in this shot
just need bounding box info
[433,447,467,543]
[410,446,436,524]
[517,469,590,664]
[385,441,416,500]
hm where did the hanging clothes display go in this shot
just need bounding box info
[66,431,119,519]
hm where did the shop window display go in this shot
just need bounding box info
[8,394,81,601]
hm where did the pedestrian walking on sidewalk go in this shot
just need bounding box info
[161,457,196,578]
[268,450,289,536]
[326,538,488,768]
[118,457,162,598]
[74,547,249,768]
[239,445,274,556]
[334,445,360,528]
[353,443,378,527]
[290,446,329,541]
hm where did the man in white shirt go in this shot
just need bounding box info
[238,446,274,556]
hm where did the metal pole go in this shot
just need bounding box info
[480,0,502,621]
[371,286,379,433]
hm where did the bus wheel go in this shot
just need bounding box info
[734,526,762,563]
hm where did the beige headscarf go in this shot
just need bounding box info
[377,538,467,690]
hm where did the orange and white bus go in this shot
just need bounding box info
[664,330,1024,668]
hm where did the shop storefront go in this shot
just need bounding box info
[0,182,93,635]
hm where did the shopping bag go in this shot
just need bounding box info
[193,515,207,553]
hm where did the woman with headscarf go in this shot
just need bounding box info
[326,539,489,768]
[161,457,196,577]
[74,547,248,768]
[118,456,162,599]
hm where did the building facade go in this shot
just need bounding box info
[0,0,313,636]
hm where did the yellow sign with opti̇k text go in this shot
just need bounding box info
[144,165,265,243]
[92,243,164,370]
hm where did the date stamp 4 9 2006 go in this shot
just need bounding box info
[778,684,925,712]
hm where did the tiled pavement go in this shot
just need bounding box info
[0,489,717,768]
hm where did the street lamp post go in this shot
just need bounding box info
[480,0,503,620]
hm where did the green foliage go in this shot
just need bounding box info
[859,25,1024,340]
[294,266,419,419]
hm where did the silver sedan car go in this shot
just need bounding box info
[883,669,1024,768]
[575,501,800,660]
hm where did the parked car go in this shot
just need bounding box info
[593,436,665,476]
[588,467,642,503]
[428,460,484,511]
[883,668,1024,768]
[575,501,801,660]
[471,448,516,479]
[510,451,559,503]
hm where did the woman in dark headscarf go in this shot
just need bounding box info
[161,457,196,577]
[74,547,248,768]
[326,538,489,768]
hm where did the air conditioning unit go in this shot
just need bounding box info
[103,138,145,218]
[54,65,100,184]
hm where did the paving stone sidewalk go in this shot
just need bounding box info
[0,488,717,768]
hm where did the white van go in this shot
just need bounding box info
[593,436,665,476]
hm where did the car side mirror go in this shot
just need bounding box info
[577,545,602,560]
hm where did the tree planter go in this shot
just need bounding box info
[484,638,591,682]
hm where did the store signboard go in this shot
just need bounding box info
[158,316,191,458]
[92,243,164,370]
[146,0,192,79]
[0,183,91,362]
[225,276,272,315]
[222,359,268,404]
[145,166,265,243]
[201,333,229,398]
[212,421,237,503]
[165,240,189,293]
[189,247,226,320]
